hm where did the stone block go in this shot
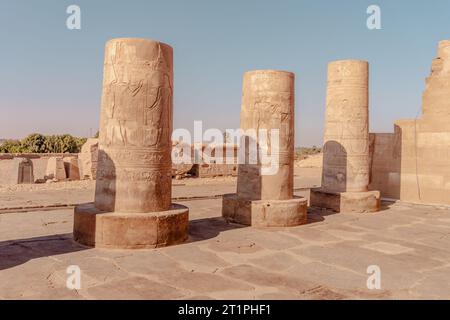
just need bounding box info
[45,157,66,181]
[222,194,308,227]
[310,188,380,213]
[63,157,80,180]
[73,203,189,249]
[78,138,98,180]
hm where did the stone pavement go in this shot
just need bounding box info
[1,195,449,299]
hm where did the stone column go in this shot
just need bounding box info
[73,38,189,249]
[222,70,307,227]
[311,60,380,213]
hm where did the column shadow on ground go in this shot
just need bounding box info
[187,216,245,243]
[0,233,86,271]
[0,217,243,271]
[1,209,344,272]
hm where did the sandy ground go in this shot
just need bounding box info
[295,154,323,168]
[0,176,235,193]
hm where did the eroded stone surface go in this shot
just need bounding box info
[310,189,380,213]
[222,70,307,227]
[95,38,173,213]
[79,139,98,180]
[63,157,80,181]
[45,157,66,181]
[73,203,189,249]
[322,60,370,193]
[313,60,380,213]
[237,70,295,201]
[73,38,188,249]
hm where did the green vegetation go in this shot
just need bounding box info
[0,133,87,154]
[295,146,322,161]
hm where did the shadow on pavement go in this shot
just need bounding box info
[0,233,86,271]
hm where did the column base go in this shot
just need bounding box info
[310,188,380,213]
[73,203,189,249]
[222,194,308,227]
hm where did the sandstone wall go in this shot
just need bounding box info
[370,40,450,206]
[394,119,450,205]
[369,132,401,200]
[370,122,450,206]
[173,143,238,178]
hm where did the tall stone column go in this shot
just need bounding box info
[222,70,307,227]
[73,38,189,249]
[311,60,380,213]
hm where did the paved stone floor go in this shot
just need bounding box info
[1,195,450,299]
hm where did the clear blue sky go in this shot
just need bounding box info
[1,0,449,146]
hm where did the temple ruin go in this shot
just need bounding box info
[0,38,447,253]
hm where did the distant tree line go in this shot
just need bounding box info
[0,133,87,154]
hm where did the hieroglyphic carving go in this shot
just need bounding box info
[241,71,294,163]
[237,70,295,200]
[322,60,370,193]
[95,38,174,213]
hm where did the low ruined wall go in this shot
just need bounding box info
[0,153,78,185]
[197,163,238,178]
[370,121,450,206]
[0,142,240,184]
[395,119,450,205]
[369,132,401,200]
[173,143,239,178]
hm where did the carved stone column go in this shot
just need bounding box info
[73,38,189,249]
[222,70,307,227]
[311,60,380,213]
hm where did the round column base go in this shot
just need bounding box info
[310,188,381,213]
[222,194,308,227]
[73,203,189,249]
